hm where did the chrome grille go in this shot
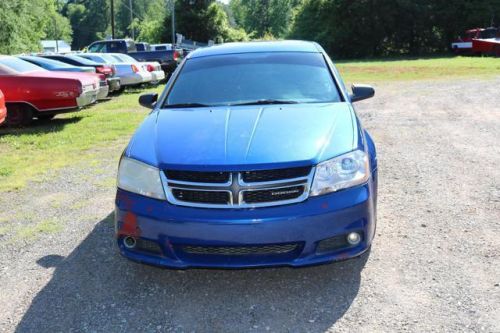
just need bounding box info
[162,167,314,208]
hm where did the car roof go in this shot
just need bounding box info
[187,40,323,59]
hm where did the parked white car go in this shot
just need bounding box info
[108,53,165,84]
[76,53,152,89]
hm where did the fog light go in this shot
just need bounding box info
[346,232,361,245]
[123,236,137,249]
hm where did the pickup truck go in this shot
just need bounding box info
[452,27,500,56]
[135,42,150,51]
[115,41,378,269]
[87,39,181,76]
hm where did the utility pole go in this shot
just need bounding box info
[54,17,59,53]
[171,0,175,46]
[129,0,134,40]
[111,0,115,39]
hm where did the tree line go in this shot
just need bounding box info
[0,0,498,58]
[231,0,499,57]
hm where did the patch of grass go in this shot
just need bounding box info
[0,86,162,192]
[70,200,88,210]
[16,219,62,240]
[337,56,500,83]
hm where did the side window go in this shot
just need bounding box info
[88,43,107,53]
[54,57,74,65]
[65,58,78,65]
[108,42,120,52]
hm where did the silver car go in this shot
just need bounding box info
[76,53,152,88]
[108,53,165,84]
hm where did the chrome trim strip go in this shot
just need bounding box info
[161,167,315,209]
[237,173,311,187]
[165,172,232,187]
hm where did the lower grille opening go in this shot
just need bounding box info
[243,185,304,204]
[180,243,300,256]
[135,238,163,255]
[172,189,230,204]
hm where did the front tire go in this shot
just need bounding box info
[5,104,33,127]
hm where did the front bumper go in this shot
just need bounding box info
[76,89,98,107]
[120,73,152,86]
[107,77,121,92]
[97,85,109,100]
[115,181,377,269]
[150,70,166,83]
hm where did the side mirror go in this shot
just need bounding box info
[350,84,375,103]
[138,93,158,109]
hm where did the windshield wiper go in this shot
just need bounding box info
[230,99,299,106]
[163,103,211,108]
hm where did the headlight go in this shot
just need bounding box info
[310,150,369,196]
[117,157,166,200]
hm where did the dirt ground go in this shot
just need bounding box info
[0,78,499,332]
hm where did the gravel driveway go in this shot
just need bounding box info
[0,78,499,332]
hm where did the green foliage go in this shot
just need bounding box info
[163,0,248,43]
[63,0,109,50]
[115,0,167,39]
[0,0,498,59]
[230,0,297,38]
[289,0,500,58]
[133,19,166,44]
[0,0,72,54]
[44,2,73,44]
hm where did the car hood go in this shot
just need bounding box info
[127,103,358,171]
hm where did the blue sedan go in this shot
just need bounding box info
[115,41,377,269]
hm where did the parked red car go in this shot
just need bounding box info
[0,89,6,125]
[0,56,99,126]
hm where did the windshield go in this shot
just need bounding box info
[0,57,45,73]
[165,52,341,107]
[112,54,136,63]
[99,54,119,63]
[66,55,100,65]
[20,56,75,69]
[78,54,107,64]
